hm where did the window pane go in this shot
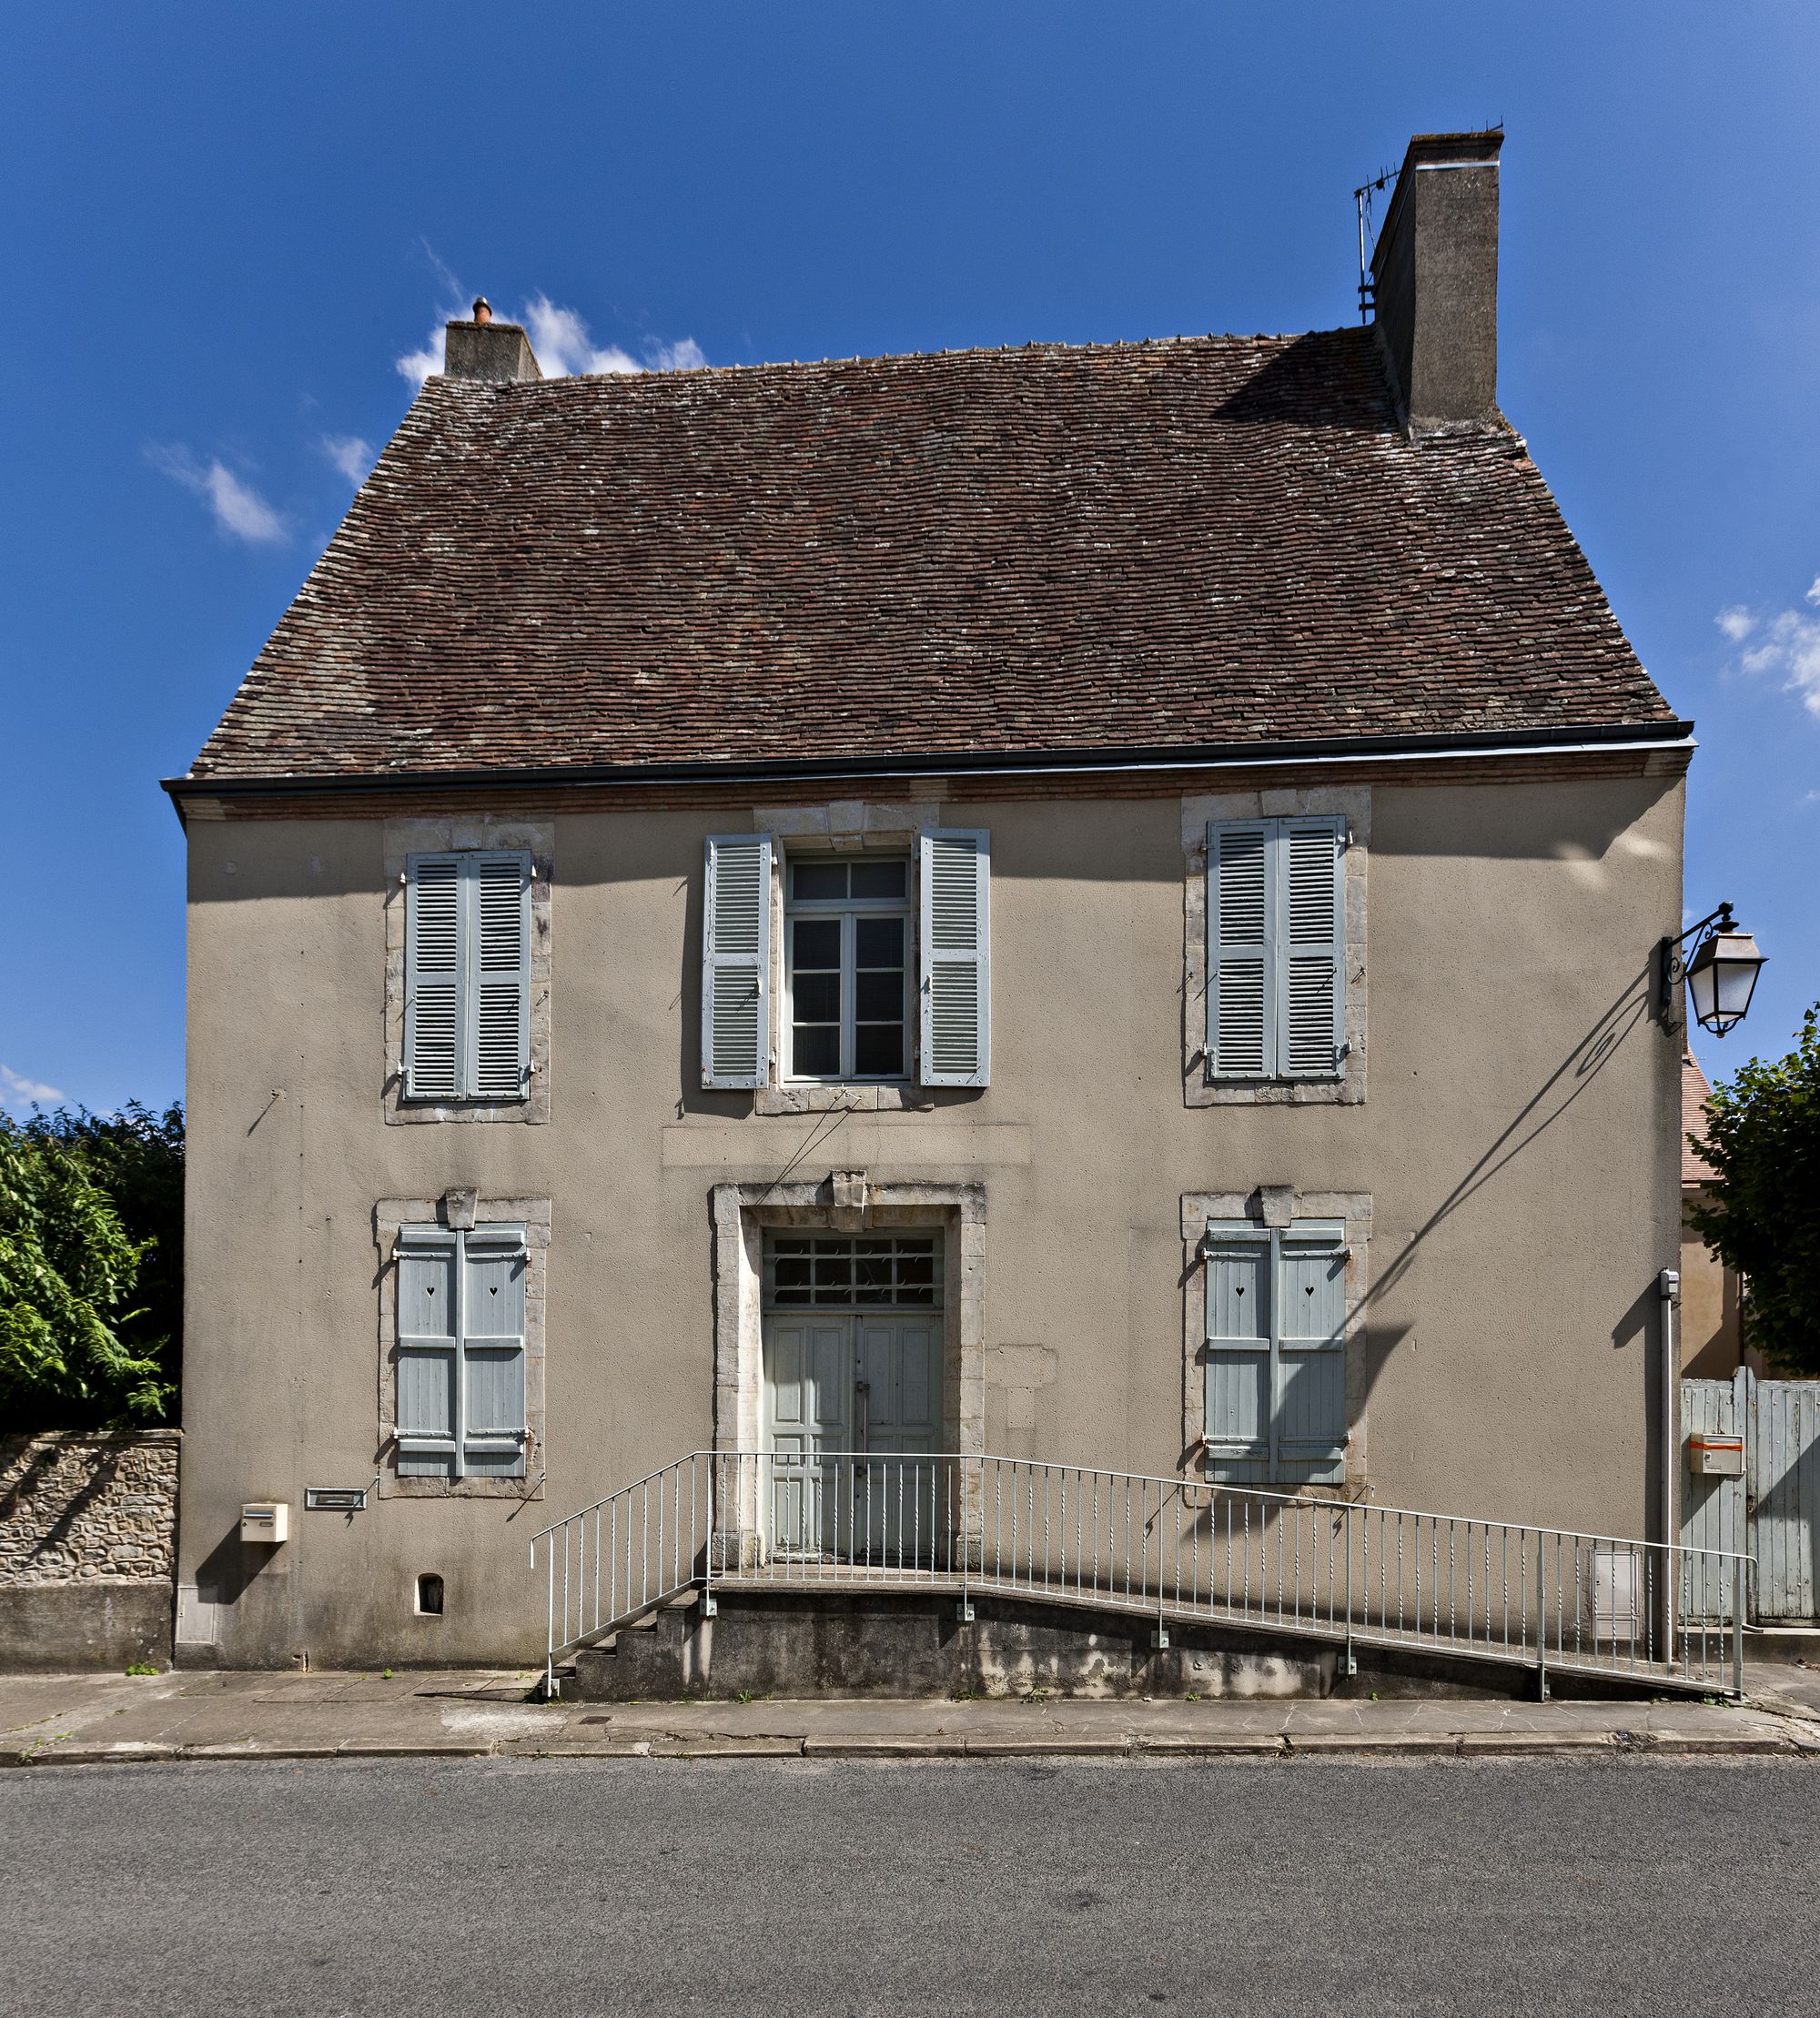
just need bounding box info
[854,916,904,967]
[794,970,841,1023]
[814,1247,853,1302]
[850,860,906,901]
[792,918,841,968]
[792,862,847,901]
[854,968,902,1022]
[854,1023,903,1076]
[794,1025,839,1076]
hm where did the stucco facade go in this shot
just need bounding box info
[176,761,1688,1667]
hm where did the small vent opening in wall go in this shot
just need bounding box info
[416,1573,445,1617]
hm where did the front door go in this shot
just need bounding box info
[762,1232,944,1560]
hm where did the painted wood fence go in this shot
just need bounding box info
[1682,1374,1820,1622]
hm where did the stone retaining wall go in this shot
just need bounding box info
[0,1431,178,1668]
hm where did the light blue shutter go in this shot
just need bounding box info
[1280,821,1345,1079]
[396,1231,458,1476]
[918,829,990,1087]
[460,1227,527,1477]
[1274,1224,1348,1485]
[405,855,461,1099]
[470,853,531,1101]
[702,835,773,1089]
[1203,1226,1271,1485]
[1208,822,1272,1077]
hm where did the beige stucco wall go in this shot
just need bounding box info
[177,770,1685,1666]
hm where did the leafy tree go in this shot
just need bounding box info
[1687,1008,1820,1376]
[0,1103,183,1428]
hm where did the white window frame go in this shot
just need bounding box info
[782,853,915,1085]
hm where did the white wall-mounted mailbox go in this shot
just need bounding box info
[1688,1435,1744,1478]
[240,1501,290,1544]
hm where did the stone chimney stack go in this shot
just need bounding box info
[1369,131,1502,433]
[442,297,543,383]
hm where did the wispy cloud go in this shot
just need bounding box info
[1719,574,1820,719]
[321,434,374,484]
[1,1064,63,1109]
[394,271,707,387]
[147,445,288,544]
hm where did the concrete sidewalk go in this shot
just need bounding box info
[5,1666,1820,1764]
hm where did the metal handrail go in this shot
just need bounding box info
[530,1448,1754,1700]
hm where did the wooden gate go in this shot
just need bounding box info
[1682,1374,1820,1622]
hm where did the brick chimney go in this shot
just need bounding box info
[442,298,542,383]
[1369,131,1502,434]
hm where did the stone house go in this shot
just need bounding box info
[164,132,1696,1675]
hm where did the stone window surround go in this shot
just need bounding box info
[710,1175,985,1461]
[1180,1186,1373,1492]
[750,797,945,1115]
[383,815,554,1126]
[375,1189,550,1500]
[1181,785,1370,1107]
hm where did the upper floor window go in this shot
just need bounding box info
[1207,817,1345,1081]
[785,856,912,1081]
[403,852,531,1102]
[701,829,990,1094]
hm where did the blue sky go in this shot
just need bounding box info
[3,2,1815,1116]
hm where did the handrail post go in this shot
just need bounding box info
[703,1452,718,1618]
[957,1455,976,1622]
[1535,1529,1549,1701]
[544,1535,556,1700]
[1733,1556,1746,1700]
[1342,1500,1356,1678]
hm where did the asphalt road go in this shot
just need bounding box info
[4,1755,1816,2016]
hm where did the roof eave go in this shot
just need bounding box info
[164,717,1695,806]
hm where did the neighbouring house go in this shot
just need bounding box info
[1679,1053,1749,1379]
[164,131,1699,1680]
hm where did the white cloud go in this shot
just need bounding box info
[1,1064,63,1107]
[395,282,706,386]
[321,434,374,484]
[1740,609,1820,719]
[148,445,288,544]
[1715,605,1756,644]
[521,295,642,377]
[395,333,444,389]
[1808,578,1820,608]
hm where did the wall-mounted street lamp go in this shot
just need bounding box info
[1660,903,1767,1038]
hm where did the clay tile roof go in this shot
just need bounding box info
[1684,1054,1720,1186]
[184,328,1678,783]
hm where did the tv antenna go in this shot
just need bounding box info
[1352,165,1396,325]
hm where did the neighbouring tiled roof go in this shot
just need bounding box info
[1684,1054,1720,1186]
[186,328,1676,782]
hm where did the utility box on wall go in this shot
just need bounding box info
[240,1501,289,1545]
[1688,1435,1745,1478]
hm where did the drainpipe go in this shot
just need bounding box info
[1659,1267,1680,1665]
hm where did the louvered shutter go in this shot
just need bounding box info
[702,835,773,1089]
[460,1226,527,1478]
[404,855,462,1100]
[1203,1225,1271,1485]
[1279,820,1345,1079]
[918,829,990,1088]
[395,1229,458,1476]
[1273,1224,1348,1485]
[1208,822,1272,1077]
[470,853,531,1101]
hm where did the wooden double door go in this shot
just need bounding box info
[762,1236,945,1562]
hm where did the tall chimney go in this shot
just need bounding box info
[1369,131,1502,433]
[442,298,543,384]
